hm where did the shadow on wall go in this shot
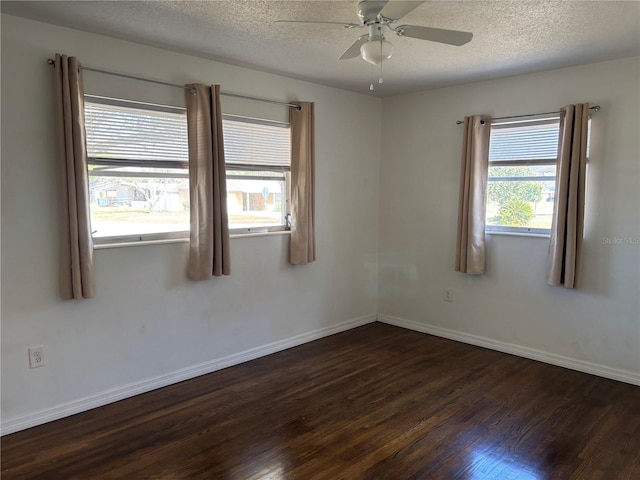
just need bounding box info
[378,250,419,300]
[581,104,612,298]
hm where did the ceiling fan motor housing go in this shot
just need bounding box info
[369,23,384,40]
[357,0,388,24]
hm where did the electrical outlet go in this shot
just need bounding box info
[444,289,454,303]
[28,346,45,369]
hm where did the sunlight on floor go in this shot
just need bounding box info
[469,451,542,480]
[248,463,285,480]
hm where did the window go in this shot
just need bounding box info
[84,96,291,245]
[486,117,561,235]
[223,115,291,234]
[85,96,190,244]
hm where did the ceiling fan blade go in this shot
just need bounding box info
[395,25,473,46]
[275,20,360,29]
[379,1,424,21]
[339,35,369,59]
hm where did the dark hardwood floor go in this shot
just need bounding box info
[2,322,639,479]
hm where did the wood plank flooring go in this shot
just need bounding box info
[2,322,639,479]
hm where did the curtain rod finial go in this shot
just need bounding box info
[47,58,54,65]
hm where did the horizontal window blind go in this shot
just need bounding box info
[85,100,188,163]
[489,120,560,162]
[223,116,290,168]
[85,99,291,168]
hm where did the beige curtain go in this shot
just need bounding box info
[54,53,95,299]
[289,102,316,265]
[185,84,230,280]
[455,115,492,274]
[547,104,589,288]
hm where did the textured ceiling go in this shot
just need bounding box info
[2,1,639,96]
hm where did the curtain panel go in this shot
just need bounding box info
[185,84,231,280]
[547,104,589,288]
[54,53,95,299]
[455,115,492,274]
[289,102,316,265]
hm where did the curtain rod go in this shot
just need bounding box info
[46,59,302,111]
[455,106,600,125]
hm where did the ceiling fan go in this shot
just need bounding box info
[276,0,473,90]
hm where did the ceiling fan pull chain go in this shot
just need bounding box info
[378,38,384,85]
[370,64,374,91]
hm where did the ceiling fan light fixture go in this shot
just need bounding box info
[360,38,393,65]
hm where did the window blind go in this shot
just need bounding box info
[489,120,560,162]
[85,100,188,163]
[85,99,291,168]
[223,116,291,168]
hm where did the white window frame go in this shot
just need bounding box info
[223,114,291,236]
[85,95,190,246]
[84,96,291,246]
[486,116,561,237]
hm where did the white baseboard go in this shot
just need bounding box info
[1,313,377,436]
[378,313,640,386]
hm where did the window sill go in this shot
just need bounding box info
[486,231,550,239]
[230,230,291,239]
[94,237,189,249]
[94,230,291,249]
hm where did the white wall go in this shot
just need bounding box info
[379,57,640,379]
[0,15,381,432]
